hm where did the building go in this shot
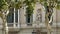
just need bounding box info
[0,2,60,34]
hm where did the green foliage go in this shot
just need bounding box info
[15,1,22,9]
[56,1,60,9]
[39,0,60,8]
[9,2,14,8]
[24,0,36,16]
[0,0,9,11]
[38,0,48,8]
[39,0,47,2]
[10,0,22,9]
[26,5,34,16]
[56,4,60,9]
[0,13,3,18]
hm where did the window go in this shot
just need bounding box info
[7,8,19,27]
[26,14,33,26]
[27,14,30,23]
[7,8,14,23]
[15,9,18,23]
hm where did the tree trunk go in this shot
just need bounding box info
[45,11,52,34]
[2,11,8,34]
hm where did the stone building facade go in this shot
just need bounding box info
[0,2,60,34]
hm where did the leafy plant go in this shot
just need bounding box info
[24,0,36,16]
[0,0,9,11]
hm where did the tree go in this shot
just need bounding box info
[0,0,23,34]
[0,0,9,34]
[39,0,60,34]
